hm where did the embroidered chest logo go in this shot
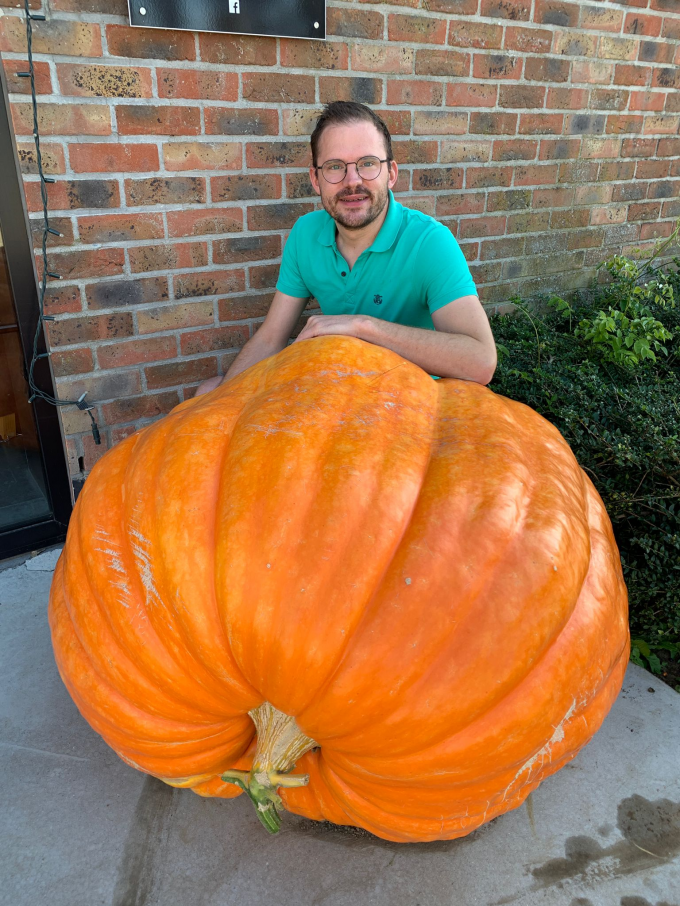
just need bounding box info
[373,294,383,305]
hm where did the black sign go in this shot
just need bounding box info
[128,0,326,40]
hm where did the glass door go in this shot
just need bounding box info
[0,58,72,559]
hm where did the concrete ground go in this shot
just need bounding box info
[1,546,679,906]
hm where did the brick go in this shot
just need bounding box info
[413,167,464,190]
[486,189,532,211]
[506,210,551,233]
[598,37,639,61]
[17,143,65,176]
[327,7,384,40]
[247,203,314,231]
[657,137,680,156]
[532,186,574,207]
[11,103,111,136]
[214,235,281,265]
[205,108,279,136]
[662,17,680,41]
[557,160,599,184]
[198,33,276,66]
[243,73,316,104]
[4,59,52,95]
[137,302,214,335]
[440,140,492,163]
[636,159,670,179]
[567,229,604,250]
[286,173,315,199]
[30,215,74,247]
[98,336,177,369]
[166,208,243,238]
[535,1,579,28]
[81,432,111,471]
[630,90,667,111]
[448,21,502,49]
[47,313,133,346]
[69,142,159,173]
[399,196,436,217]
[389,13,447,44]
[57,63,152,98]
[145,358,218,390]
[539,137,581,160]
[479,236,525,260]
[581,136,623,158]
[547,87,589,110]
[597,160,636,181]
[423,0,477,12]
[23,179,120,213]
[246,142,310,169]
[51,347,94,378]
[473,54,522,80]
[653,68,680,90]
[0,17,101,57]
[51,0,128,12]
[117,105,200,136]
[129,242,208,274]
[39,247,124,281]
[437,192,487,216]
[499,85,546,108]
[518,113,563,134]
[387,80,444,106]
[638,40,675,64]
[319,77,383,105]
[480,0,531,20]
[413,111,468,136]
[606,114,644,134]
[86,277,169,310]
[212,174,281,202]
[625,13,662,37]
[579,5,623,32]
[614,64,651,86]
[283,108,323,137]
[612,182,646,202]
[514,163,559,185]
[640,220,674,241]
[465,166,513,188]
[572,61,615,84]
[459,216,506,239]
[415,49,470,77]
[280,39,348,70]
[43,285,83,317]
[175,270,246,300]
[503,27,552,54]
[249,264,279,290]
[627,201,662,221]
[106,25,196,61]
[646,180,676,200]
[376,110,412,135]
[392,140,438,163]
[102,392,181,426]
[219,293,274,323]
[471,112,518,134]
[446,83,497,107]
[563,113,607,135]
[554,33,599,57]
[157,69,238,102]
[163,142,241,172]
[642,115,680,134]
[352,44,414,74]
[550,208,590,229]
[588,89,629,111]
[125,177,206,207]
[492,139,539,160]
[524,57,570,83]
[78,212,164,244]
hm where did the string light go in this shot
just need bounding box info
[20,0,101,444]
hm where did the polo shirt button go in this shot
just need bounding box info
[341,271,347,277]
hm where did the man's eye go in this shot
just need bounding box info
[326,163,343,171]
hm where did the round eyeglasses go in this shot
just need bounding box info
[316,156,390,184]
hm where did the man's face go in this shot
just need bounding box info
[309,120,399,231]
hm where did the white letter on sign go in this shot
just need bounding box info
[229,0,240,12]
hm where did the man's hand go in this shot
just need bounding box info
[293,313,374,343]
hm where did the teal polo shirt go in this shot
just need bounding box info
[276,190,477,331]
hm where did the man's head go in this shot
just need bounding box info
[309,102,398,232]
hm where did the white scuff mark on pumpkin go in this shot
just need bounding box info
[405,577,412,585]
[129,523,162,609]
[505,697,578,797]
[266,563,271,568]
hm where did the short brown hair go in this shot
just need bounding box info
[310,101,393,167]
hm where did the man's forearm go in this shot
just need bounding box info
[221,332,286,383]
[357,317,496,384]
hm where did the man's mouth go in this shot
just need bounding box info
[338,193,370,206]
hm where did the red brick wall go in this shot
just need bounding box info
[0,0,679,480]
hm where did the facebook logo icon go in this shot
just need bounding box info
[229,0,240,11]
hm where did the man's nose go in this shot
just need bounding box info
[342,162,364,183]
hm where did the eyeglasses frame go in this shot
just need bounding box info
[314,156,392,184]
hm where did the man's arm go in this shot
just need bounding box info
[293,295,498,385]
[194,290,309,396]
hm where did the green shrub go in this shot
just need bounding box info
[488,224,680,670]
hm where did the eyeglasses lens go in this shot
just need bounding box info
[321,157,382,183]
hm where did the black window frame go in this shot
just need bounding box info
[0,58,72,560]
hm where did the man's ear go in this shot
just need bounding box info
[387,160,399,191]
[309,164,321,196]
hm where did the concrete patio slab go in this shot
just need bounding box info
[1,546,679,906]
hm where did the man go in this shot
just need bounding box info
[195,101,496,396]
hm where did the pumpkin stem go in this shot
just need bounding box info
[221,702,317,834]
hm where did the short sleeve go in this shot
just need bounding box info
[276,221,311,299]
[421,225,478,314]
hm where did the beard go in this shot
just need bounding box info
[320,179,390,231]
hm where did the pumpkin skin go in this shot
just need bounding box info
[49,335,629,843]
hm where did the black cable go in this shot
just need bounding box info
[21,0,101,443]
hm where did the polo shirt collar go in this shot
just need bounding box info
[316,190,402,252]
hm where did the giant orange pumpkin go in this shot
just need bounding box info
[49,336,629,843]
